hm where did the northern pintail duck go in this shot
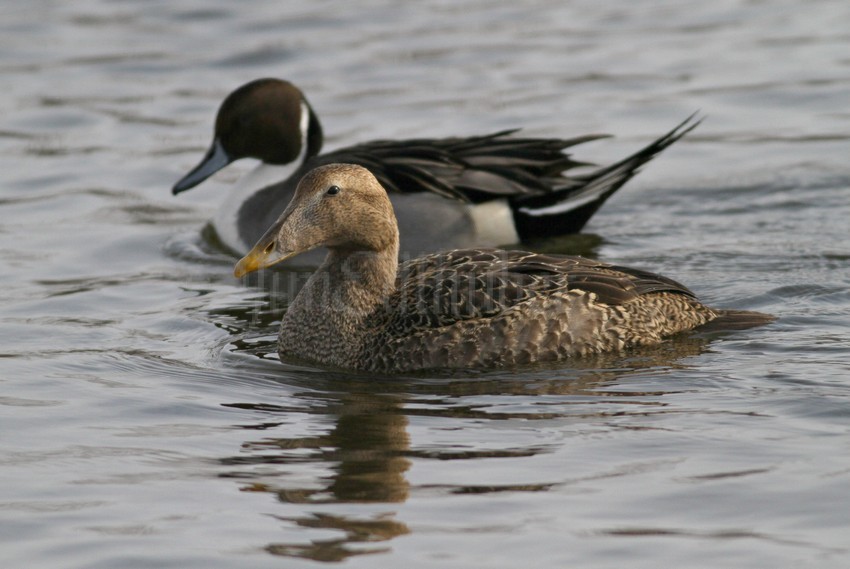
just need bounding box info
[173,78,700,260]
[234,164,771,374]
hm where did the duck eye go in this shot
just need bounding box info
[326,185,341,196]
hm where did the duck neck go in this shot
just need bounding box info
[321,245,399,316]
[280,243,399,368]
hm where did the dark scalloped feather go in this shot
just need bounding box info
[387,248,697,335]
[605,264,697,297]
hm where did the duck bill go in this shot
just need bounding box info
[172,138,232,194]
[233,197,316,277]
[233,240,297,278]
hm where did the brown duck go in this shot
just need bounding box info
[234,164,771,373]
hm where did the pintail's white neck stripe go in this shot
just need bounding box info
[296,99,311,163]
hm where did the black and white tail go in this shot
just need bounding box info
[510,114,701,240]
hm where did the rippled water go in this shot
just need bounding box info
[2,1,849,567]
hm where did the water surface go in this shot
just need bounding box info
[2,1,850,567]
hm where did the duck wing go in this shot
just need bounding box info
[316,131,603,202]
[387,249,697,331]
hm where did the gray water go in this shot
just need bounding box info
[2,1,850,567]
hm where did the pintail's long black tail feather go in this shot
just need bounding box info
[510,113,702,240]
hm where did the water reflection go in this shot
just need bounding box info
[264,512,409,562]
[216,331,718,561]
[222,392,411,561]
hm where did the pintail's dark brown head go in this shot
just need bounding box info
[172,78,323,194]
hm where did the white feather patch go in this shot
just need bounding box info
[467,199,519,246]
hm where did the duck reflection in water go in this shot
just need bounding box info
[224,392,411,561]
[218,331,723,562]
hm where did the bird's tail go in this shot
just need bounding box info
[697,309,776,332]
[510,113,702,240]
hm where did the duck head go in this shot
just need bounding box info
[234,164,399,277]
[172,78,323,194]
